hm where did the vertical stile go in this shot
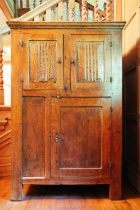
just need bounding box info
[58,1,64,21]
[70,0,75,21]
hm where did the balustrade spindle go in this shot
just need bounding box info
[65,0,69,21]
[26,0,29,8]
[0,40,4,105]
[82,0,88,21]
[94,0,99,21]
[79,1,82,21]
[106,0,112,21]
[20,0,23,8]
[70,0,75,21]
[58,1,63,21]
[33,0,36,8]
[45,8,51,21]
[52,6,56,21]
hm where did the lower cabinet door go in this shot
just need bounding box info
[51,98,111,179]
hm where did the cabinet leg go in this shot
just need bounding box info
[11,178,23,201]
[109,181,122,200]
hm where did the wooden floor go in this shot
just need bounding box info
[0,178,140,210]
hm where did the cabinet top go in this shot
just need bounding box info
[7,21,125,30]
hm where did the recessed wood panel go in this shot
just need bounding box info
[29,40,57,83]
[23,97,45,177]
[51,98,111,178]
[60,106,102,168]
[23,33,63,90]
[76,41,104,83]
[69,34,111,92]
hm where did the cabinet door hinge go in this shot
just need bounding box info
[19,40,25,48]
[110,107,113,112]
[109,162,113,169]
[110,41,112,47]
[110,77,113,83]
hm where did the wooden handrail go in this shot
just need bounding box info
[0,1,14,20]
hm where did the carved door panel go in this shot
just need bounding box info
[22,33,63,90]
[51,98,111,179]
[66,34,112,94]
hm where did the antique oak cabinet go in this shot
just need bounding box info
[8,21,124,200]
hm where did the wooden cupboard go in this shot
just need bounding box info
[8,21,125,200]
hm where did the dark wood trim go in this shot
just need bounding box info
[7,21,126,29]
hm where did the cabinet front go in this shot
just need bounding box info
[22,32,64,90]
[65,34,112,95]
[51,98,111,179]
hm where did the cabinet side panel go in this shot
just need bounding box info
[23,97,45,177]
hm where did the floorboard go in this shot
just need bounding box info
[0,178,140,210]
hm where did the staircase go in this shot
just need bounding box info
[16,0,113,22]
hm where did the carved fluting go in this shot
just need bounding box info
[106,0,112,21]
[76,41,104,83]
[0,50,4,105]
[29,41,57,83]
[94,0,99,21]
[82,0,88,21]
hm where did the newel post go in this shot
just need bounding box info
[0,38,4,105]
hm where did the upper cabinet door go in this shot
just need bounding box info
[67,34,112,94]
[22,32,64,90]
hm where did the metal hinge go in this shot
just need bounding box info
[109,162,113,169]
[19,40,25,48]
[110,41,112,47]
[110,107,113,112]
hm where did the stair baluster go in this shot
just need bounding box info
[105,0,112,21]
[58,1,64,21]
[45,8,52,21]
[94,0,99,21]
[70,0,75,21]
[82,0,88,21]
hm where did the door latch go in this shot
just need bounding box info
[55,133,61,143]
